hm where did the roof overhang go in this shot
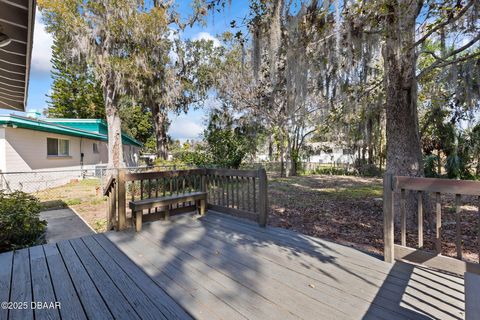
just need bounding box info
[0,0,36,111]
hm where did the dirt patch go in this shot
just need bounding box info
[35,179,107,232]
[268,174,479,262]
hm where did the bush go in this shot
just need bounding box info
[0,191,46,252]
[354,160,382,177]
[424,154,440,177]
[309,167,353,176]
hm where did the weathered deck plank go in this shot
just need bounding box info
[201,212,465,319]
[56,240,114,320]
[141,216,411,319]
[92,234,193,320]
[80,236,169,320]
[106,231,249,320]
[0,251,13,320]
[9,249,33,320]
[68,238,141,320]
[43,243,87,320]
[29,246,60,320]
[136,228,342,320]
[140,222,358,320]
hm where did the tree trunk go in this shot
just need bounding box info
[437,148,442,175]
[152,103,169,160]
[279,138,285,177]
[384,0,423,178]
[384,0,424,225]
[285,136,292,177]
[290,156,297,176]
[268,138,273,161]
[104,80,124,168]
[367,117,374,165]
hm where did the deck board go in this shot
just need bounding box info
[29,246,60,320]
[201,212,465,319]
[92,234,193,320]
[80,236,169,320]
[43,243,87,320]
[135,229,334,320]
[0,251,13,320]
[0,211,467,320]
[107,231,249,320]
[9,249,33,320]
[68,238,141,320]
[141,215,410,319]
[56,240,114,320]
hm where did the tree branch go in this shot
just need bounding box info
[417,50,480,79]
[413,0,475,47]
[417,32,480,78]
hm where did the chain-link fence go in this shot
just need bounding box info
[0,169,101,194]
[0,165,200,198]
[241,161,353,175]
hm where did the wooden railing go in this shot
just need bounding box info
[205,168,268,227]
[103,174,117,230]
[104,168,268,230]
[384,174,480,274]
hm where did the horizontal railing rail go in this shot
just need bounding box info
[384,173,480,275]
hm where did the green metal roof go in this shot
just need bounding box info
[0,115,143,147]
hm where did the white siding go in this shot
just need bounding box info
[2,127,139,172]
[4,127,109,171]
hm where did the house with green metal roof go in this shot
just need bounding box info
[0,113,142,172]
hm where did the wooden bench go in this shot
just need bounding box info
[129,191,207,232]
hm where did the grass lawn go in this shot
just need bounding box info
[35,178,108,232]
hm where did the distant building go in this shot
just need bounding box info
[0,114,142,172]
[305,142,358,165]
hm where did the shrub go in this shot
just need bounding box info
[0,191,46,252]
[354,160,382,177]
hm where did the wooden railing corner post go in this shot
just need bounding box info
[117,168,127,230]
[258,168,268,228]
[201,173,207,193]
[383,173,395,263]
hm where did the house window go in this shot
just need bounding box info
[47,138,70,157]
[93,143,99,154]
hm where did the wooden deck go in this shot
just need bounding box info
[0,211,465,320]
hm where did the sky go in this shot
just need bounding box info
[13,1,250,142]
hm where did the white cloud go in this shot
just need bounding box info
[168,115,204,141]
[31,9,53,73]
[192,32,221,47]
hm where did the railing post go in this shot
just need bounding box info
[383,173,394,263]
[107,180,117,231]
[258,168,268,228]
[201,171,207,193]
[112,180,117,229]
[117,169,127,230]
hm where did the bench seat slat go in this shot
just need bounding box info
[129,192,207,211]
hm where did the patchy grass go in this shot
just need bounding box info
[35,178,107,232]
[268,174,385,255]
[268,174,479,262]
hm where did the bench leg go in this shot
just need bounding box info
[200,199,206,216]
[196,200,201,215]
[135,210,142,232]
[165,207,170,221]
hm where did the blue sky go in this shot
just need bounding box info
[14,1,249,141]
